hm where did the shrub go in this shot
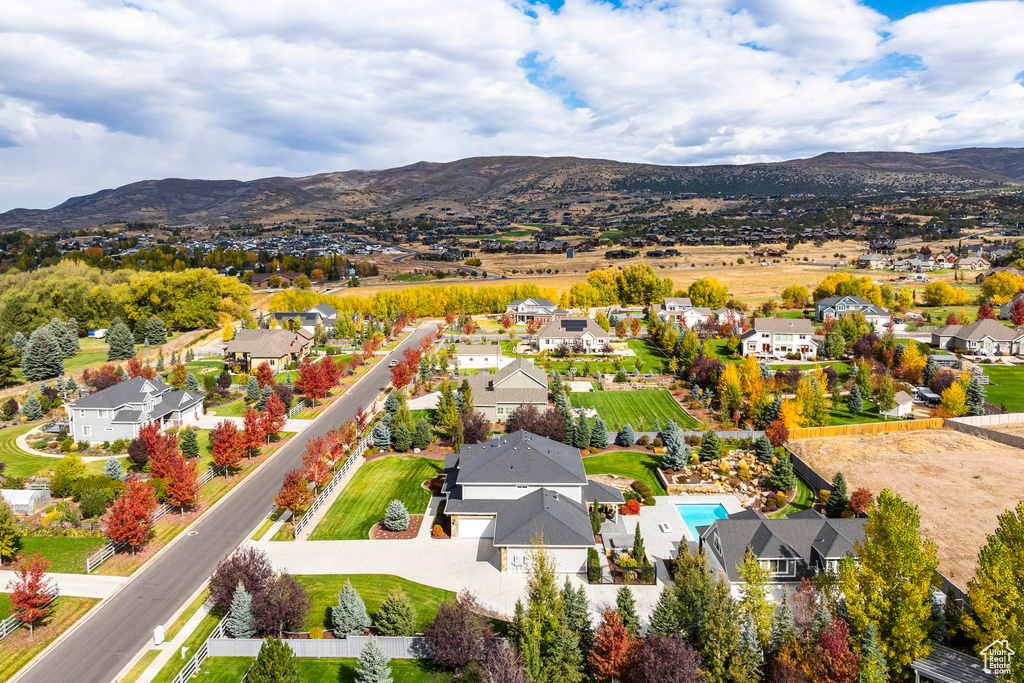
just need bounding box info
[630,481,655,506]
[718,461,729,476]
[588,547,601,583]
[79,489,110,519]
[774,491,788,508]
[309,626,324,639]
[619,499,641,515]
[432,524,443,538]
[110,439,129,454]
[652,437,663,448]
[383,499,410,532]
[374,589,417,636]
[765,419,790,446]
[72,475,120,502]
[637,435,650,447]
[819,490,831,507]
[641,563,655,584]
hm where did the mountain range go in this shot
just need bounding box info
[3,147,1023,233]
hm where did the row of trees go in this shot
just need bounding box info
[274,419,362,518]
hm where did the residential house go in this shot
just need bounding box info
[224,329,312,371]
[605,249,636,260]
[856,254,890,270]
[678,307,715,329]
[658,297,694,321]
[442,430,624,573]
[881,391,915,419]
[955,255,990,271]
[815,295,887,324]
[741,318,818,360]
[466,357,548,421]
[68,376,204,445]
[698,508,866,599]
[271,303,338,335]
[893,255,936,272]
[714,307,747,328]
[975,267,1022,285]
[537,318,612,353]
[999,292,1024,320]
[505,298,567,325]
[454,343,511,370]
[251,272,303,287]
[930,319,1024,356]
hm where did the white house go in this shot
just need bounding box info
[466,357,548,421]
[454,343,511,370]
[442,431,623,573]
[68,376,204,445]
[741,318,818,360]
[536,318,611,353]
[505,298,567,324]
[678,307,715,329]
[931,319,1024,356]
[880,391,914,419]
[658,297,693,321]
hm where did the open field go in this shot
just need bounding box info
[570,389,700,431]
[187,657,454,683]
[789,430,1024,586]
[980,365,1024,412]
[310,455,442,541]
[294,574,454,633]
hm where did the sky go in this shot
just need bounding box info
[0,0,1023,211]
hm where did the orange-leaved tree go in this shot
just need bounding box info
[105,477,158,554]
[275,468,312,517]
[163,453,199,514]
[589,607,637,682]
[210,420,244,472]
[243,407,265,457]
[261,394,287,441]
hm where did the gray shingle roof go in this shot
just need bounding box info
[466,358,547,407]
[455,343,502,357]
[112,409,143,423]
[71,376,170,410]
[450,431,586,485]
[912,644,997,683]
[936,318,1024,342]
[584,480,626,505]
[752,317,815,334]
[537,318,610,340]
[492,488,594,548]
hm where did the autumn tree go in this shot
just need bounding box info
[274,468,312,517]
[163,453,199,513]
[589,608,636,682]
[253,362,275,388]
[302,438,332,490]
[811,617,861,683]
[296,358,330,405]
[6,552,53,637]
[210,419,244,471]
[105,477,158,553]
[262,394,287,439]
[243,408,266,457]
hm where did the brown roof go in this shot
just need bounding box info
[224,329,310,358]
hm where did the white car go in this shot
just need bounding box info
[389,360,398,367]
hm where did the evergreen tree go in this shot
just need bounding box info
[859,621,889,683]
[332,579,372,637]
[10,331,27,351]
[248,637,301,683]
[754,436,774,464]
[374,589,416,636]
[562,579,593,660]
[354,638,393,683]
[22,393,42,420]
[146,317,167,345]
[653,417,661,435]
[372,421,392,450]
[179,428,199,458]
[246,375,260,402]
[392,421,412,452]
[224,581,257,638]
[411,419,432,450]
[617,586,640,636]
[48,319,77,358]
[847,383,864,416]
[632,524,646,564]
[589,417,609,449]
[105,319,135,361]
[103,457,123,480]
[648,587,681,635]
[736,616,764,682]
[185,348,194,362]
[117,365,127,382]
[21,328,64,382]
[156,350,165,372]
[770,593,798,654]
[698,429,721,462]
[922,355,936,384]
[767,452,796,492]
[186,373,200,392]
[672,544,715,644]
[765,395,783,425]
[545,626,584,683]
[383,499,410,531]
[384,392,398,414]
[133,317,152,344]
[826,472,850,518]
[65,374,78,397]
[616,423,636,447]
[965,374,986,416]
[573,414,590,449]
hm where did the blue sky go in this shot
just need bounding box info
[0,0,1022,210]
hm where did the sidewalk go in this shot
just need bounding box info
[0,571,127,599]
[135,601,212,683]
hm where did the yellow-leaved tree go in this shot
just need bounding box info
[940,382,967,417]
[717,363,744,419]
[778,398,803,430]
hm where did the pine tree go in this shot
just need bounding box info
[179,428,199,459]
[767,452,796,492]
[246,375,260,402]
[826,472,850,518]
[383,499,409,531]
[355,638,393,683]
[185,347,194,362]
[48,319,77,359]
[156,350,165,371]
[10,331,27,351]
[186,373,200,392]
[590,498,602,536]
[965,374,986,416]
[392,421,411,452]
[22,393,42,420]
[225,581,257,638]
[736,616,764,682]
[133,317,152,344]
[248,637,302,683]
[616,423,636,447]
[922,355,936,384]
[384,392,398,414]
[648,587,681,635]
[573,414,590,449]
[147,316,168,346]
[65,374,78,397]
[374,589,417,636]
[590,417,609,449]
[103,457,123,480]
[21,328,64,382]
[859,621,889,683]
[412,419,432,450]
[632,525,646,564]
[372,421,392,450]
[332,580,372,637]
[698,429,721,462]
[545,626,584,683]
[105,319,135,361]
[754,435,774,464]
[770,593,798,654]
[258,385,273,411]
[617,586,640,636]
[765,394,783,424]
[847,383,864,416]
[562,579,593,659]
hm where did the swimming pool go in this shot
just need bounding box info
[674,503,729,539]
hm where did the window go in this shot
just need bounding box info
[764,559,795,576]
[713,533,722,554]
[82,425,92,437]
[98,410,108,418]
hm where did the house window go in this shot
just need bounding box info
[98,410,108,418]
[82,425,91,437]
[713,533,722,554]
[765,559,795,576]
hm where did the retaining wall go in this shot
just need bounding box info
[945,413,1024,450]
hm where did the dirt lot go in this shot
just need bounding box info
[789,430,1024,587]
[989,422,1024,437]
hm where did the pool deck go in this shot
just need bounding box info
[629,495,744,579]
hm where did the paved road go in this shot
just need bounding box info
[16,323,440,683]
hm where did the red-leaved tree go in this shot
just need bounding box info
[1011,297,1024,326]
[262,394,287,440]
[148,430,180,480]
[810,617,861,683]
[243,408,265,457]
[163,453,199,514]
[355,405,369,432]
[296,358,330,406]
[105,477,158,553]
[847,487,873,514]
[274,468,312,516]
[302,439,332,490]
[977,303,997,320]
[589,607,637,682]
[253,362,275,388]
[320,356,341,388]
[6,552,53,637]
[210,420,244,472]
[125,356,144,378]
[444,310,458,326]
[391,359,415,389]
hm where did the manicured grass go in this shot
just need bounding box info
[826,401,887,426]
[626,339,671,373]
[310,455,441,540]
[981,365,1024,412]
[570,389,700,431]
[771,475,816,519]
[769,360,852,384]
[251,508,286,541]
[0,424,53,479]
[410,409,435,425]
[0,597,99,683]
[0,593,10,616]
[118,649,161,683]
[583,451,668,496]
[164,589,211,642]
[17,536,106,574]
[191,658,455,683]
[294,574,455,633]
[209,398,246,417]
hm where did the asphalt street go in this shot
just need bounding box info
[15,322,440,683]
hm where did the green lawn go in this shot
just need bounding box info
[17,537,106,573]
[0,593,10,615]
[294,574,454,633]
[826,401,887,426]
[570,389,700,431]
[771,475,816,518]
[981,365,1024,412]
[209,398,246,417]
[189,658,454,683]
[769,361,852,384]
[0,423,53,479]
[0,597,99,683]
[583,451,667,496]
[626,339,671,373]
[310,455,442,540]
[150,605,222,683]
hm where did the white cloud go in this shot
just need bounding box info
[0,0,1022,210]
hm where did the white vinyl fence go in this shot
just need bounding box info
[208,635,434,659]
[287,399,310,419]
[0,584,59,642]
[170,620,225,683]
[293,434,371,538]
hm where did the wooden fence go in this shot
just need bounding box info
[788,418,945,440]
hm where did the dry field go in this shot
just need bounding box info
[789,430,1024,587]
[989,422,1024,437]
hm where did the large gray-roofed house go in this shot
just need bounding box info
[536,318,611,353]
[930,318,1024,356]
[697,508,866,598]
[442,430,622,573]
[69,376,204,445]
[505,298,567,324]
[466,357,548,421]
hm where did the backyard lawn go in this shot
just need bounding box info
[18,537,106,573]
[189,658,454,683]
[310,455,441,540]
[208,399,246,417]
[626,339,671,373]
[570,389,700,431]
[769,360,852,384]
[0,424,50,478]
[294,574,454,633]
[826,401,887,426]
[981,365,1024,412]
[770,475,815,519]
[583,451,667,496]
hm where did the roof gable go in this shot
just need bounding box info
[454,431,587,486]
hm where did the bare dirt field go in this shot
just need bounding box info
[988,422,1024,437]
[789,430,1024,587]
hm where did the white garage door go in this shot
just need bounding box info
[457,516,495,539]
